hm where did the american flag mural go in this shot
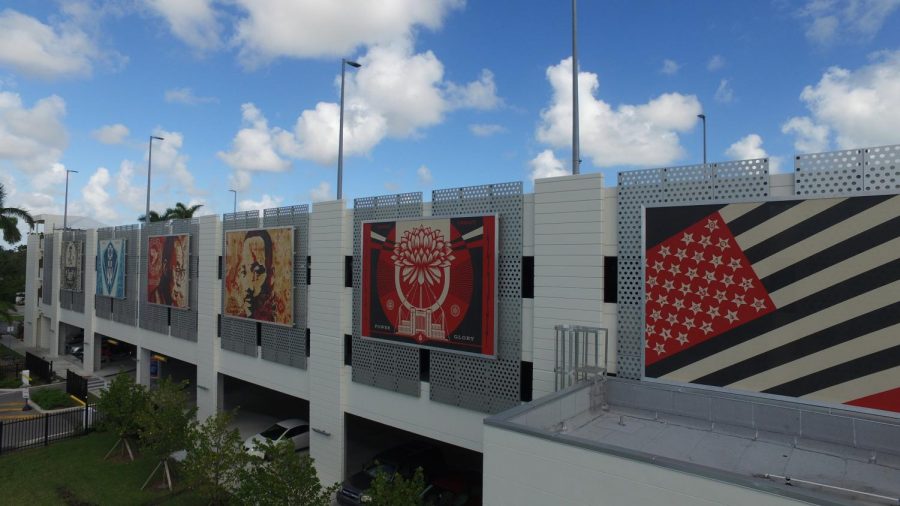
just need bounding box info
[644,194,900,414]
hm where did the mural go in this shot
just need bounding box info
[147,234,190,309]
[362,216,497,356]
[96,239,126,299]
[223,228,294,325]
[644,194,900,414]
[61,241,83,292]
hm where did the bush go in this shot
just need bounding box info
[31,388,77,410]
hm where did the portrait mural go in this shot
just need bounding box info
[61,241,83,292]
[223,228,294,325]
[96,238,126,299]
[361,215,497,356]
[147,234,190,309]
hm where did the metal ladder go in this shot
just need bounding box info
[554,325,609,411]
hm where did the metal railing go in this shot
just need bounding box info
[554,325,609,391]
[0,404,97,455]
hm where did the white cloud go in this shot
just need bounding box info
[115,160,147,211]
[82,167,118,221]
[417,165,433,185]
[238,193,283,211]
[0,9,101,78]
[218,103,292,172]
[0,92,67,173]
[164,87,218,105]
[308,181,332,202]
[446,69,501,110]
[536,57,702,167]
[661,59,680,75]
[229,170,252,192]
[145,0,221,52]
[469,123,506,137]
[781,116,830,153]
[793,50,900,149]
[707,55,725,71]
[32,162,67,191]
[150,129,197,193]
[714,79,734,103]
[92,123,130,144]
[726,134,782,171]
[231,0,463,67]
[529,149,569,181]
[797,0,900,46]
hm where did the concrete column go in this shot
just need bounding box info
[81,230,98,374]
[195,214,221,420]
[308,200,352,484]
[137,346,152,386]
[45,230,62,358]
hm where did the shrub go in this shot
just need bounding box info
[31,388,76,410]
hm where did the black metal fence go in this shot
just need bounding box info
[25,352,53,381]
[0,360,25,381]
[0,404,97,455]
[66,370,88,402]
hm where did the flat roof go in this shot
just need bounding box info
[487,378,900,506]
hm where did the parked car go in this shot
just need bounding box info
[69,345,84,361]
[337,441,445,505]
[421,471,482,506]
[243,418,310,458]
[15,292,25,305]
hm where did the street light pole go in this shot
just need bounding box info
[337,58,361,201]
[63,169,78,230]
[229,189,237,213]
[698,114,707,164]
[146,135,164,223]
[572,0,580,175]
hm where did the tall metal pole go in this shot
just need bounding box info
[572,0,580,175]
[338,61,346,200]
[63,170,78,230]
[146,136,164,222]
[229,189,237,213]
[698,114,707,164]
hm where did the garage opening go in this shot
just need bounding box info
[220,374,310,446]
[58,321,84,361]
[94,333,137,379]
[143,350,197,408]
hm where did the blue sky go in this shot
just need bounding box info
[1,0,899,235]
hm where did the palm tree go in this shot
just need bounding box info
[138,210,167,223]
[164,202,203,220]
[0,182,35,244]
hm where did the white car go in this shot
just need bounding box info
[243,418,310,458]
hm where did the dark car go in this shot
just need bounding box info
[422,471,482,506]
[337,441,445,505]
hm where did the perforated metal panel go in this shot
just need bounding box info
[220,207,309,366]
[169,219,199,342]
[352,192,424,396]
[42,235,54,306]
[59,230,86,313]
[111,225,140,326]
[139,221,169,334]
[616,160,770,379]
[94,228,113,320]
[795,148,864,196]
[864,144,900,192]
[428,182,523,414]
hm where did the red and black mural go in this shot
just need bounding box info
[645,194,900,414]
[362,216,497,356]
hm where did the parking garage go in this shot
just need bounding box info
[219,374,309,442]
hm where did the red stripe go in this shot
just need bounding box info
[845,387,900,414]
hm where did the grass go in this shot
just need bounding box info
[0,343,23,360]
[0,431,202,505]
[31,388,80,410]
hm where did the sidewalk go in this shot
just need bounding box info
[0,334,135,381]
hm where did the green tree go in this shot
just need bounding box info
[182,410,247,505]
[235,439,339,506]
[96,373,149,461]
[0,244,27,320]
[137,210,167,223]
[366,466,426,506]
[0,183,34,244]
[137,377,197,491]
[164,202,203,220]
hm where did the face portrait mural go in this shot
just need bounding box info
[147,234,190,309]
[224,228,294,325]
[61,241,83,292]
[96,239,126,298]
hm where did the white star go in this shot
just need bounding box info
[663,279,675,292]
[682,317,696,329]
[732,294,746,307]
[668,263,681,277]
[752,298,767,312]
[645,340,650,349]
[689,302,703,315]
[646,323,656,337]
[659,245,671,257]
[660,327,672,341]
[700,321,714,335]
[686,267,699,280]
[724,310,740,323]
[678,283,692,296]
[675,248,688,261]
[672,298,685,311]
[676,332,690,345]
[653,260,665,272]
[681,233,694,245]
[717,238,730,251]
[699,235,712,248]
[705,218,719,232]
[647,276,659,288]
[666,313,678,326]
[721,274,735,287]
[714,290,728,303]
[656,293,668,305]
[654,342,666,356]
[728,258,742,270]
[704,270,717,283]
[650,309,662,322]
[710,255,723,267]
[705,305,721,319]
[697,286,709,298]
[692,251,705,263]
[740,278,754,291]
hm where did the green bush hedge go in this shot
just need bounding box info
[31,388,78,410]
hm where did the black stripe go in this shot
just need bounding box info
[645,258,900,378]
[743,194,894,264]
[763,343,900,398]
[691,301,900,387]
[645,204,725,250]
[761,215,900,293]
[725,200,802,237]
